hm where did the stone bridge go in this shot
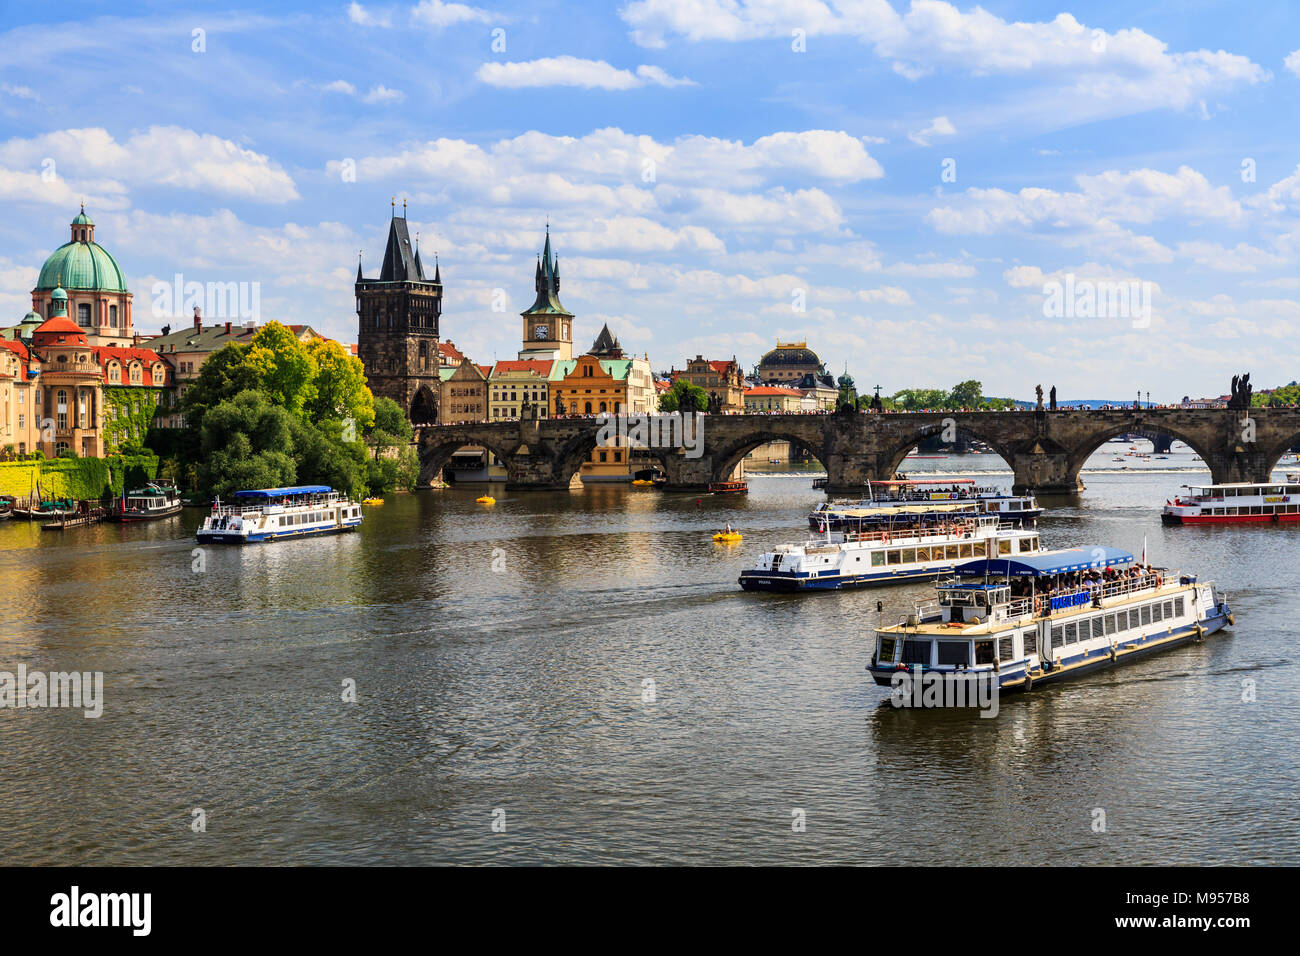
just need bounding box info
[415,408,1300,494]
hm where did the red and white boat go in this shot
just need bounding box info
[1162,479,1300,524]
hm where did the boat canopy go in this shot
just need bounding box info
[871,479,974,486]
[234,485,334,498]
[952,547,1133,578]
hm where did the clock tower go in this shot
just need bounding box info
[518,226,573,362]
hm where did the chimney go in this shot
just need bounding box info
[193,305,202,330]
[224,321,232,335]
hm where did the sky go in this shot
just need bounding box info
[3,0,1300,402]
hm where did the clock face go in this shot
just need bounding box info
[535,324,549,340]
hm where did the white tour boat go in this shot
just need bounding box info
[1162,479,1300,525]
[196,485,363,544]
[739,515,1041,592]
[867,548,1232,692]
[810,479,1042,531]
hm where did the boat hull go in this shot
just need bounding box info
[106,504,183,523]
[197,521,362,544]
[740,564,956,592]
[867,605,1232,690]
[1162,511,1300,525]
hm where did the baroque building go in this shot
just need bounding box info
[355,205,443,423]
[31,205,134,346]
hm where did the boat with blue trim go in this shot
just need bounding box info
[866,547,1232,693]
[739,515,1041,592]
[196,485,363,544]
[810,479,1041,531]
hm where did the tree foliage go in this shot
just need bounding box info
[658,380,710,412]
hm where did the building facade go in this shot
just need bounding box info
[489,360,553,420]
[745,385,804,413]
[355,207,443,423]
[438,358,488,424]
[672,355,745,412]
[30,206,134,347]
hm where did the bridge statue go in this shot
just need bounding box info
[1229,373,1253,410]
[1035,384,1044,411]
[1049,386,1057,411]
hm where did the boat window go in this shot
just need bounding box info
[999,539,1012,554]
[1091,617,1104,639]
[871,552,886,567]
[1105,615,1116,635]
[998,636,1014,661]
[1152,603,1163,622]
[1164,601,1174,617]
[974,640,995,665]
[878,638,896,661]
[937,642,970,666]
[1023,631,1037,656]
[900,639,931,665]
[915,547,930,561]
[886,550,901,565]
[1176,597,1186,615]
[1064,622,1078,644]
[972,542,986,557]
[1051,626,1064,649]
[1141,604,1153,626]
[959,543,973,558]
[1009,501,1020,510]
[901,548,916,563]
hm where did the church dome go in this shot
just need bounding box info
[35,207,128,293]
[759,341,822,367]
[38,241,128,293]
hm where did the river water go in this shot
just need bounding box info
[1,442,1297,865]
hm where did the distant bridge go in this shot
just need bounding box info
[415,408,1300,494]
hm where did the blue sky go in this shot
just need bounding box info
[3,0,1300,401]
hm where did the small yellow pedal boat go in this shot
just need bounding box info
[713,531,743,543]
[362,497,384,505]
[476,495,496,505]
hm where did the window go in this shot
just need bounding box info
[109,304,118,327]
[56,389,67,429]
[77,303,91,326]
[1022,631,1037,656]
[900,639,931,666]
[1051,625,1064,649]
[1091,617,1104,639]
[998,636,1015,661]
[1141,604,1152,626]
[974,640,995,665]
[1064,622,1078,644]
[937,642,970,666]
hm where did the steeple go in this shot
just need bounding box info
[590,323,623,358]
[525,226,569,314]
[356,251,363,283]
[379,206,418,282]
[433,254,441,283]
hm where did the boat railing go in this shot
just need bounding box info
[210,495,340,517]
[1032,571,1178,615]
[840,520,984,544]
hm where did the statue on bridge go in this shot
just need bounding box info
[556,393,566,418]
[868,385,884,413]
[1229,373,1253,410]
[1049,385,1057,411]
[1035,384,1044,411]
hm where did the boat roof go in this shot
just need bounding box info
[951,547,1134,578]
[234,485,334,498]
[872,479,974,485]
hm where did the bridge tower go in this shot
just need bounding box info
[355,202,443,423]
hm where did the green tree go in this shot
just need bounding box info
[198,390,297,498]
[658,380,709,412]
[243,322,318,416]
[949,380,983,409]
[180,342,259,431]
[306,337,375,430]
[290,417,367,500]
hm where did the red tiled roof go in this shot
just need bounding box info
[438,340,465,363]
[746,385,803,396]
[93,345,172,385]
[32,316,88,347]
[0,338,37,381]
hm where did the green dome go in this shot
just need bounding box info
[72,209,94,226]
[37,241,127,293]
[21,310,41,323]
[51,285,67,300]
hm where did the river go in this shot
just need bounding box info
[1,442,1296,864]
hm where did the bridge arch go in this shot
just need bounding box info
[415,430,518,486]
[1062,422,1218,480]
[706,427,829,483]
[879,419,1020,481]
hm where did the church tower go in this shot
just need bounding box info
[355,202,443,423]
[518,226,573,362]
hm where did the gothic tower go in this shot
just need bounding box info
[355,203,443,423]
[518,226,573,363]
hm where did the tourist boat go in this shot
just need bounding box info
[866,548,1232,692]
[196,485,363,544]
[0,495,13,520]
[709,480,748,494]
[810,479,1041,530]
[107,483,182,522]
[739,516,1041,592]
[1162,480,1300,524]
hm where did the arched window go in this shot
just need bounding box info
[599,402,607,413]
[109,305,118,327]
[584,401,592,414]
[130,363,141,384]
[56,390,67,429]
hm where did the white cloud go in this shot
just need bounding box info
[410,0,492,29]
[0,126,298,204]
[347,3,391,27]
[858,286,913,305]
[477,57,693,90]
[1286,49,1300,77]
[907,115,955,146]
[322,80,357,95]
[362,84,405,103]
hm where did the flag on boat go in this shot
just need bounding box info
[1141,535,1147,565]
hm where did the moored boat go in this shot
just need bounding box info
[709,480,748,494]
[866,548,1232,693]
[107,483,182,522]
[740,515,1041,592]
[196,485,362,544]
[0,495,13,520]
[811,479,1042,530]
[1162,480,1300,524]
